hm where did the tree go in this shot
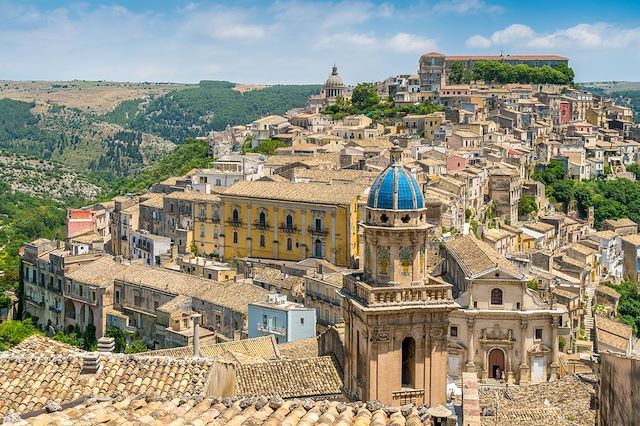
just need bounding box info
[125,339,148,354]
[0,319,41,351]
[554,63,575,83]
[351,83,379,111]
[448,61,465,84]
[518,195,538,218]
[548,179,575,210]
[83,323,97,351]
[105,326,128,352]
[51,331,84,348]
[254,139,286,156]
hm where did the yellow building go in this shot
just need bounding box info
[191,192,223,257]
[220,181,367,267]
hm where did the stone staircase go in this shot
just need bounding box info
[583,283,596,340]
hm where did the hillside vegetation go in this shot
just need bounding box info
[104,81,321,141]
[533,160,640,227]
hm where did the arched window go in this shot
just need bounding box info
[286,214,293,228]
[199,225,205,238]
[402,337,416,388]
[490,288,503,305]
[259,234,265,247]
[232,208,239,222]
[213,209,219,220]
[286,237,292,251]
[213,227,219,238]
[232,231,238,244]
[259,211,266,225]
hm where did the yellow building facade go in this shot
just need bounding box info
[220,181,366,267]
[191,193,223,257]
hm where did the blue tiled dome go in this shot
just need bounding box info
[367,165,424,210]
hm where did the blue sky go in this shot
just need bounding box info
[1,0,639,84]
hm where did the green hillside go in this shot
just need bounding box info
[104,81,322,142]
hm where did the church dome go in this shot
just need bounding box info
[367,162,424,210]
[324,65,344,88]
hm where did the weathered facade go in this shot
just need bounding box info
[341,145,458,406]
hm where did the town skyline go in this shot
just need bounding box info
[1,0,640,84]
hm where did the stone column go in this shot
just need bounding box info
[273,207,279,259]
[411,237,420,285]
[519,319,530,385]
[246,205,252,257]
[466,317,476,372]
[550,316,559,381]
[301,210,307,258]
[331,211,337,264]
[220,212,225,261]
[507,348,515,384]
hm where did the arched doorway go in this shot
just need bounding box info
[488,348,505,379]
[401,337,416,388]
[314,239,323,258]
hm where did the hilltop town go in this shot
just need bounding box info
[3,52,640,425]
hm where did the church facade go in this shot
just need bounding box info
[443,235,565,385]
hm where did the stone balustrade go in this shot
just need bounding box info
[343,274,453,307]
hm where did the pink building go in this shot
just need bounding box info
[66,209,97,238]
[447,154,469,172]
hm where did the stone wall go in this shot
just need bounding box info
[599,352,640,426]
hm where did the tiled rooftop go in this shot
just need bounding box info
[145,335,279,361]
[10,395,433,425]
[445,235,520,278]
[235,356,343,399]
[223,180,367,205]
[0,351,213,417]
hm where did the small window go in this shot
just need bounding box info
[300,318,304,325]
[259,211,267,225]
[450,326,458,337]
[535,328,543,340]
[154,301,159,310]
[259,234,266,247]
[233,231,238,244]
[232,208,239,222]
[287,237,292,251]
[490,288,503,305]
[115,290,120,304]
[286,214,294,228]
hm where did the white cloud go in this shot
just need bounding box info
[386,33,437,53]
[466,22,640,50]
[433,0,503,14]
[466,34,492,48]
[316,32,436,54]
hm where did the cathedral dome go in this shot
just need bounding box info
[367,162,424,210]
[324,65,344,88]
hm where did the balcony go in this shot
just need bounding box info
[279,224,298,233]
[308,226,328,236]
[228,218,243,228]
[254,222,270,231]
[342,274,454,308]
[24,295,45,308]
[256,322,286,336]
[48,305,62,313]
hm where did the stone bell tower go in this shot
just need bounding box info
[341,143,458,406]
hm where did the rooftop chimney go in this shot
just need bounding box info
[192,313,202,358]
[97,337,115,353]
[81,352,101,374]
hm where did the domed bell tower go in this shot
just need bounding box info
[341,143,458,406]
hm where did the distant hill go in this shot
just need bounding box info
[0,98,174,177]
[580,81,640,123]
[0,80,321,181]
[103,81,322,142]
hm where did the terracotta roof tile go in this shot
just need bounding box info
[235,356,343,399]
[144,335,279,360]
